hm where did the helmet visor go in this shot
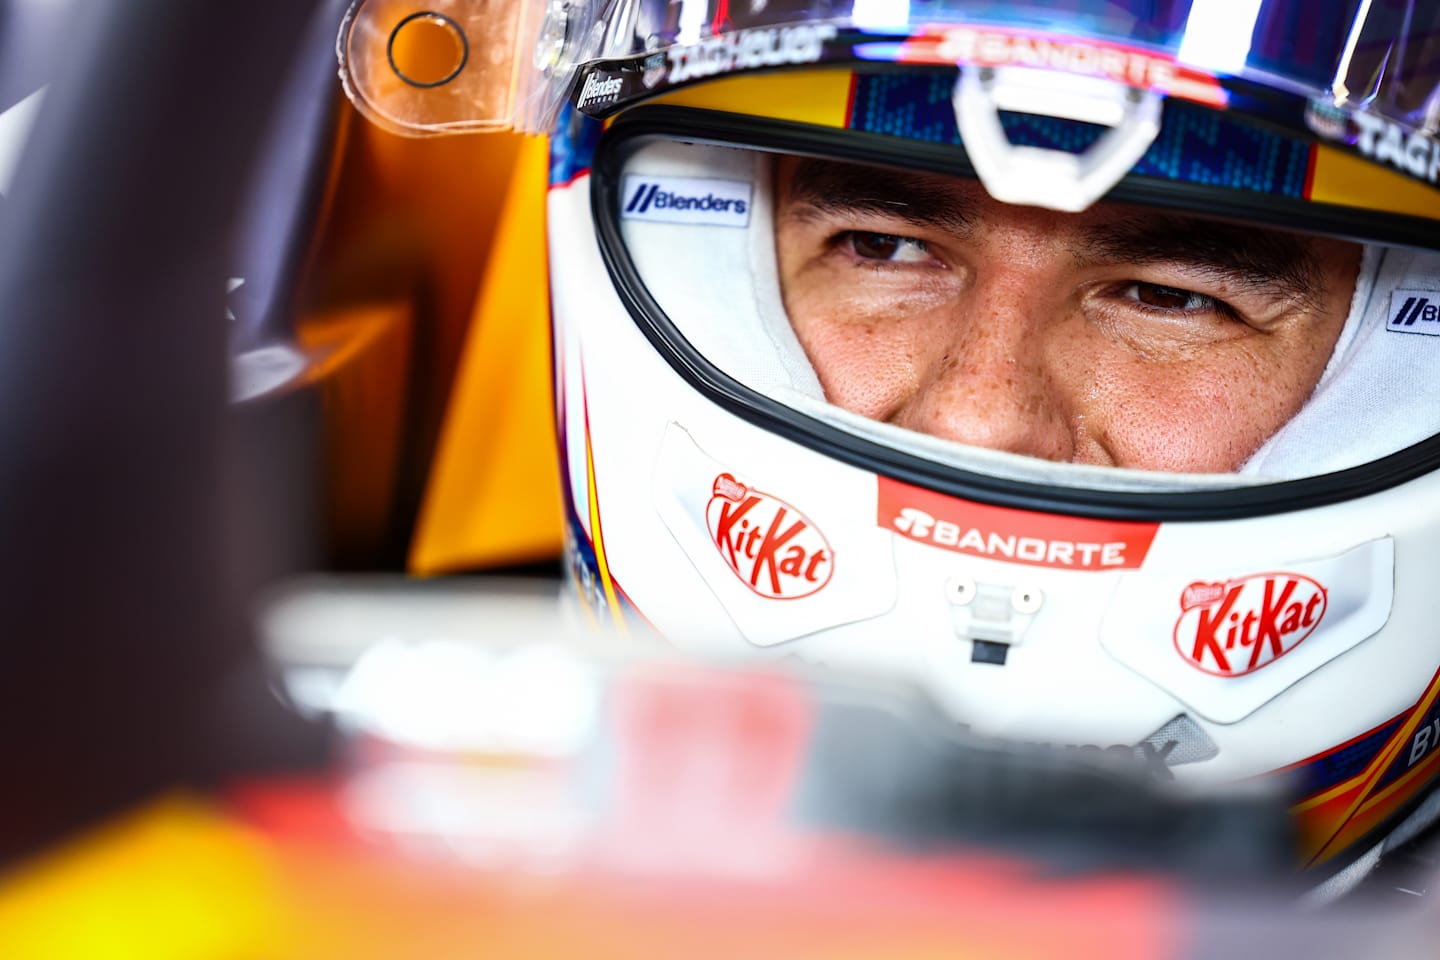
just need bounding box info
[594,112,1440,504]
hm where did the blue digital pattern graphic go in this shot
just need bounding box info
[1292,718,1403,797]
[848,72,1313,199]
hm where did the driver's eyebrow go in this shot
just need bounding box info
[780,158,974,233]
[781,158,1329,313]
[1075,214,1327,314]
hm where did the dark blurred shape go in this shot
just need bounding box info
[794,686,1298,882]
[0,0,328,863]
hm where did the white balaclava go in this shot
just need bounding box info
[622,140,1440,488]
[1244,245,1440,479]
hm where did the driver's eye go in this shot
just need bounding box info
[845,231,929,262]
[852,232,901,259]
[1135,283,1200,309]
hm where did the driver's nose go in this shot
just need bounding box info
[889,274,1079,463]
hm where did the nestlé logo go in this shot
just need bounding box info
[1174,573,1327,677]
[706,473,833,600]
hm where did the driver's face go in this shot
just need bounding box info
[775,157,1362,473]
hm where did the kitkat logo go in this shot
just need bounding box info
[1174,573,1327,677]
[877,477,1157,570]
[706,474,833,600]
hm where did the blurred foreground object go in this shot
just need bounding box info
[0,0,326,861]
[260,578,1299,884]
[8,579,1440,959]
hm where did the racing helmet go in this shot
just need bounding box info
[341,0,1440,889]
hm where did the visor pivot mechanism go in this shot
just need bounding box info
[535,0,573,75]
[953,65,1163,213]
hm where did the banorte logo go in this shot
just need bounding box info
[1174,574,1328,677]
[878,477,1158,570]
[706,474,833,600]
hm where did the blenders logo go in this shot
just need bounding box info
[1388,289,1440,335]
[1174,573,1327,677]
[625,183,746,215]
[620,175,752,227]
[706,474,833,600]
[665,24,838,84]
[577,72,625,108]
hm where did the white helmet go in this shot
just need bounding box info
[342,0,1440,889]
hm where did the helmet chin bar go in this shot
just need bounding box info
[953,65,1163,212]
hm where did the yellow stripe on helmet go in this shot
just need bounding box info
[647,68,856,128]
[1308,144,1440,222]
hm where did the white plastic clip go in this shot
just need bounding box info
[946,577,1043,645]
[953,65,1162,212]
